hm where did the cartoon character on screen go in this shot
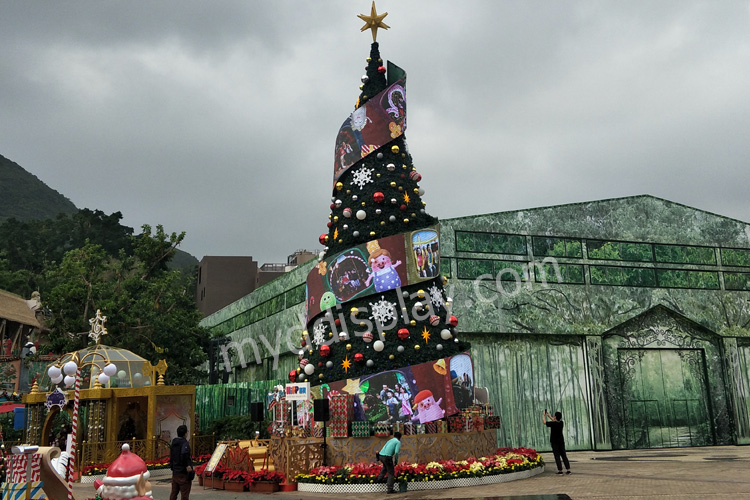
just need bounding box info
[412,389,445,424]
[350,106,372,152]
[365,240,402,292]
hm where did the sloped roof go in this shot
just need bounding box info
[0,289,42,328]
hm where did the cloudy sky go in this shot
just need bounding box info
[2,1,749,264]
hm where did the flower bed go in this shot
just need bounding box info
[296,447,543,493]
[79,454,212,483]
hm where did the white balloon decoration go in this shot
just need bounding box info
[48,366,62,379]
[304,363,315,375]
[64,375,75,387]
[103,363,117,377]
[98,373,110,385]
[63,361,78,376]
[373,340,385,352]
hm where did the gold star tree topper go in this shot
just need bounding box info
[358,1,390,42]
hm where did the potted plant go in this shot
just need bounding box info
[222,470,249,492]
[246,469,285,493]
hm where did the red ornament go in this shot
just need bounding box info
[354,352,365,363]
[429,316,440,326]
[410,171,422,182]
[373,192,385,203]
[319,234,328,245]
[363,331,374,343]
[327,221,333,228]
[300,359,309,368]
[330,203,335,209]
[288,370,297,382]
[400,204,407,211]
[377,66,386,74]
[397,328,410,340]
[334,318,341,327]
[449,315,459,327]
[320,345,331,357]
[301,340,306,347]
[318,362,324,368]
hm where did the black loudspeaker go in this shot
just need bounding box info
[250,402,264,422]
[314,398,330,422]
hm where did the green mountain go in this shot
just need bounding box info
[0,153,199,270]
[0,154,78,222]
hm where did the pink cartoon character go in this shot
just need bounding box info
[412,390,445,424]
[365,241,401,292]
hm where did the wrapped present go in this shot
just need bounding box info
[374,421,391,437]
[485,416,501,429]
[312,422,325,438]
[352,420,370,437]
[425,421,437,434]
[272,420,286,437]
[403,422,415,435]
[416,423,426,434]
[484,404,494,416]
[328,420,349,438]
[436,420,448,433]
[472,415,485,432]
[392,422,404,435]
[448,415,470,433]
[330,394,355,421]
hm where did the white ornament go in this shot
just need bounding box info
[441,329,453,340]
[312,323,327,346]
[98,373,110,385]
[64,375,75,387]
[418,188,425,196]
[103,363,117,377]
[369,296,397,327]
[373,340,385,352]
[428,284,446,310]
[356,210,367,220]
[48,366,61,379]
[63,361,78,376]
[304,363,315,375]
[350,166,374,189]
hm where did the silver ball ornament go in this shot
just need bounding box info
[397,346,405,353]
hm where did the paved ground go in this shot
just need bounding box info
[73,445,750,499]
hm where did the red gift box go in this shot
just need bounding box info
[328,421,349,438]
[330,395,354,421]
[472,415,485,432]
[485,416,501,429]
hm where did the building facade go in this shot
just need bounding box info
[200,196,750,452]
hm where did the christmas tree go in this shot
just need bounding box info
[298,4,470,386]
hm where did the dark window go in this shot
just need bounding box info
[532,237,583,258]
[587,240,653,262]
[457,258,494,279]
[455,231,526,255]
[656,269,720,289]
[722,248,750,267]
[590,266,657,287]
[534,263,585,284]
[654,244,716,265]
[725,272,750,291]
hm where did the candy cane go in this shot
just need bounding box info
[66,368,81,500]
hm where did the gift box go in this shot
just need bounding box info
[472,415,485,432]
[448,415,469,433]
[484,404,494,416]
[416,424,426,434]
[485,416,501,429]
[312,422,325,438]
[330,395,355,421]
[374,421,391,437]
[352,421,370,437]
[436,420,448,433]
[392,422,404,435]
[425,421,437,434]
[272,421,286,437]
[328,421,349,438]
[403,422,415,435]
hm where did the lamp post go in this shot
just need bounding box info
[46,310,117,500]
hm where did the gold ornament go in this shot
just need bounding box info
[417,289,425,299]
[413,188,419,194]
[404,218,410,223]
[351,306,359,314]
[346,343,352,350]
[390,181,397,188]
[414,345,421,351]
[336,181,344,191]
[389,354,395,360]
[391,145,400,154]
[380,221,386,226]
[410,320,416,326]
[333,216,339,222]
[357,2,390,42]
[370,231,376,237]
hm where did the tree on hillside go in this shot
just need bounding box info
[43,225,208,385]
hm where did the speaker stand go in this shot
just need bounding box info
[322,419,328,466]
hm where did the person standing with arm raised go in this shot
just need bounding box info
[543,410,571,475]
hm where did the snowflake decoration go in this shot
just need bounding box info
[369,296,397,327]
[312,323,327,346]
[350,166,374,189]
[428,284,445,311]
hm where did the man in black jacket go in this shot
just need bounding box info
[170,424,194,500]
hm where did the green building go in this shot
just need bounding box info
[200,195,750,452]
